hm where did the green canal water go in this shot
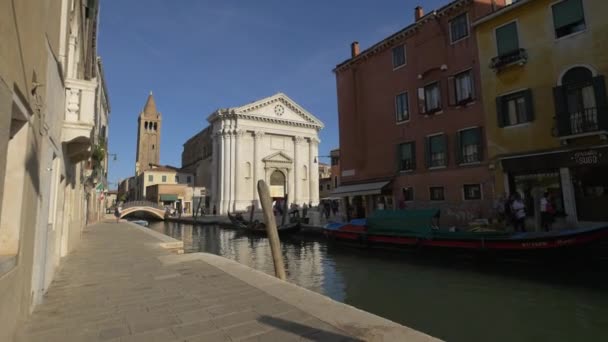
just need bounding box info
[148,221,608,342]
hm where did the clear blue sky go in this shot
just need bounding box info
[99,0,449,189]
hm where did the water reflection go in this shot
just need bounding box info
[149,221,608,342]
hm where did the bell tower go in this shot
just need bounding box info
[135,92,161,175]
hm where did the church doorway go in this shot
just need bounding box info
[269,170,286,200]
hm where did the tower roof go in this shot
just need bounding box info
[142,91,159,117]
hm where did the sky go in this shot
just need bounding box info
[99,0,450,188]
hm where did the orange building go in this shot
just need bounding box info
[334,0,508,225]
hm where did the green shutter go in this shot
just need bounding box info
[593,75,608,129]
[476,127,484,161]
[553,85,569,135]
[456,131,463,164]
[496,96,505,127]
[552,0,584,29]
[496,22,519,56]
[524,89,535,122]
[396,144,401,172]
[411,142,417,170]
[425,137,431,168]
[443,134,449,166]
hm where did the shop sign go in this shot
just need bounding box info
[570,150,603,165]
[269,186,285,198]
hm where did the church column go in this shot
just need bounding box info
[210,133,218,210]
[309,137,319,205]
[293,136,303,205]
[221,131,228,214]
[233,130,243,211]
[253,131,264,208]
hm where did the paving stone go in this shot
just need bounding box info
[98,325,131,340]
[176,309,214,324]
[221,321,271,341]
[211,310,261,329]
[171,320,218,338]
[119,328,178,342]
[185,331,232,342]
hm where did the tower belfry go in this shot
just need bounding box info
[135,92,161,175]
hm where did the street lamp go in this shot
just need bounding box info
[313,155,331,163]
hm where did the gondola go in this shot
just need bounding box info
[227,212,301,235]
[323,209,608,256]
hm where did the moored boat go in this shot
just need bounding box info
[227,212,301,235]
[323,209,608,254]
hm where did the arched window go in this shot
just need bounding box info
[144,121,148,130]
[245,162,252,179]
[270,170,285,186]
[555,66,602,135]
[302,165,308,180]
[154,122,158,131]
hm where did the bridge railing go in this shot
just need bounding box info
[122,201,165,211]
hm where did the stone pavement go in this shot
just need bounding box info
[16,220,439,342]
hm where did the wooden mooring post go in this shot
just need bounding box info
[257,180,286,280]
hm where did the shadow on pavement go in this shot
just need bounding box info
[257,315,364,341]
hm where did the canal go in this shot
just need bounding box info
[148,221,608,342]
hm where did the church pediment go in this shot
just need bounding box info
[262,151,293,164]
[209,93,324,130]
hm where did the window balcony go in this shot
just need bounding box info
[556,107,608,137]
[490,48,528,71]
[61,78,98,162]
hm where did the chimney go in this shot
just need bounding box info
[415,6,424,21]
[351,42,360,58]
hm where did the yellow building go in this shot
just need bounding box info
[474,0,608,224]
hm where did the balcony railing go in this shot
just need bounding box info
[399,159,415,171]
[490,48,528,71]
[557,107,608,137]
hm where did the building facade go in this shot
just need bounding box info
[135,93,161,175]
[334,0,507,225]
[182,93,324,214]
[0,0,109,339]
[474,0,608,224]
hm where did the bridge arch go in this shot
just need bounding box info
[119,201,166,220]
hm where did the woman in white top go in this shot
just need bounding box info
[511,193,526,232]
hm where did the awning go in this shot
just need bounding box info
[160,194,178,201]
[330,181,390,197]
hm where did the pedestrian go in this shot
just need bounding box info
[114,206,120,223]
[331,200,339,216]
[511,193,526,232]
[540,192,555,231]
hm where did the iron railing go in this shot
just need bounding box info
[557,107,607,136]
[490,48,528,70]
[122,201,165,210]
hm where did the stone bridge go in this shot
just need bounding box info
[119,201,166,220]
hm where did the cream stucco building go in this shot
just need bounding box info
[182,93,324,214]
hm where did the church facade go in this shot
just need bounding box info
[182,93,324,214]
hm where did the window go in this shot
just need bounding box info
[402,187,414,202]
[426,134,447,168]
[451,70,474,104]
[463,184,482,200]
[418,82,441,114]
[552,0,585,38]
[397,142,415,171]
[326,184,331,190]
[395,92,409,122]
[148,175,153,182]
[162,175,167,182]
[496,22,519,56]
[430,187,445,201]
[450,13,469,43]
[187,176,192,183]
[458,128,482,164]
[319,185,323,191]
[331,156,339,166]
[392,44,406,68]
[496,89,534,127]
[554,67,603,135]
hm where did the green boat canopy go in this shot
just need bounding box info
[367,209,440,238]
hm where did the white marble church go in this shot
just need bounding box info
[182,93,324,215]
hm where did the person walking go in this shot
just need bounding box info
[511,193,526,232]
[540,192,555,231]
[114,206,120,223]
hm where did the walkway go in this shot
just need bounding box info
[16,220,438,342]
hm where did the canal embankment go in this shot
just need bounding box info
[16,219,439,342]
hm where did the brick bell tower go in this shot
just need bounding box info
[135,92,161,175]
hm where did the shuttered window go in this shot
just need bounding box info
[426,134,447,168]
[419,82,441,114]
[496,22,519,56]
[458,128,482,164]
[392,45,406,68]
[430,187,445,201]
[496,89,534,127]
[552,0,586,38]
[395,92,409,122]
[450,13,469,43]
[148,175,153,182]
[397,142,415,171]
[463,184,482,200]
[402,187,414,202]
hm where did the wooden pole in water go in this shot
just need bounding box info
[257,180,286,280]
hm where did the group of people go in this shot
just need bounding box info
[496,191,556,232]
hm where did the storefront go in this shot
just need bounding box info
[331,180,393,219]
[501,145,608,223]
